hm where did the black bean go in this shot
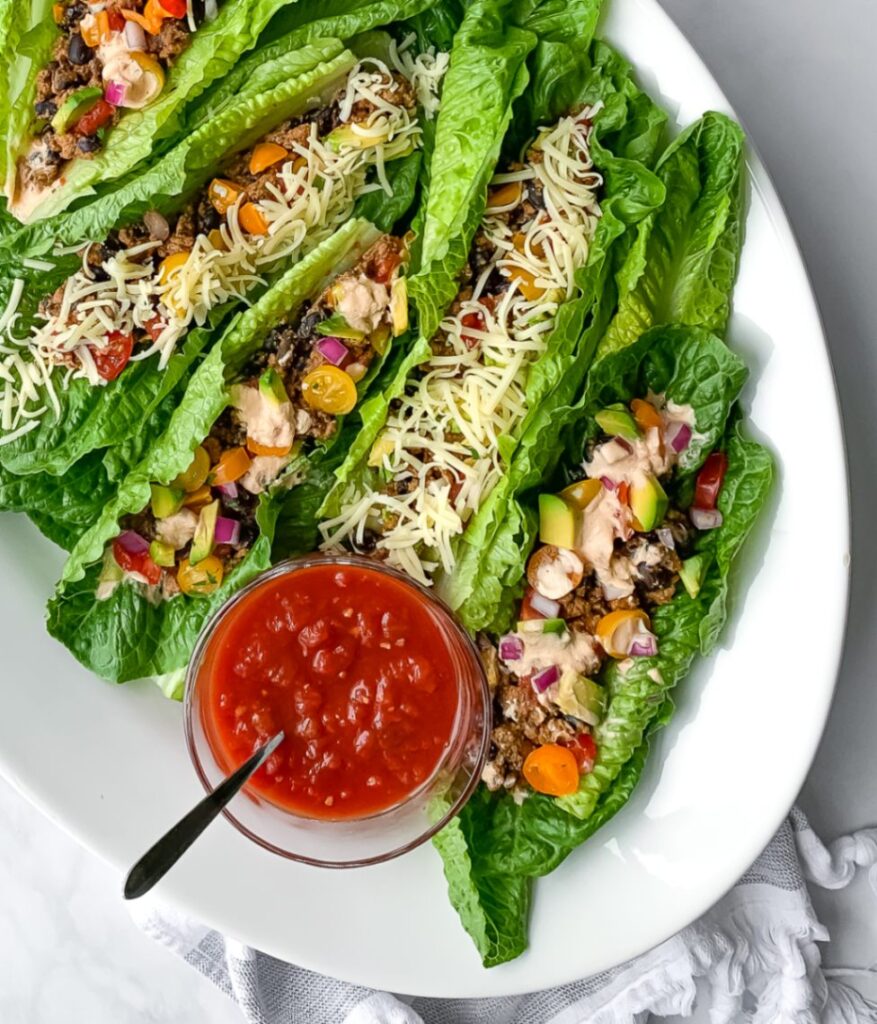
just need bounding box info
[314,102,341,138]
[67,32,94,66]
[77,135,101,153]
[526,180,545,210]
[34,99,57,119]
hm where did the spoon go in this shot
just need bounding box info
[124,730,285,900]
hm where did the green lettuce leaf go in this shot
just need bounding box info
[433,331,771,964]
[599,112,746,355]
[4,0,341,223]
[0,452,113,550]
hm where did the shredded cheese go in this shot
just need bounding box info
[0,54,446,443]
[320,111,603,585]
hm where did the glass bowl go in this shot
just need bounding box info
[184,553,491,867]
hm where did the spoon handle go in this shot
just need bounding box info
[124,731,285,900]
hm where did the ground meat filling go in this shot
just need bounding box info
[22,0,202,190]
[481,397,700,797]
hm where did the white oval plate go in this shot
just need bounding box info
[0,0,848,998]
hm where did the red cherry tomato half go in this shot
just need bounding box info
[157,0,187,16]
[567,732,597,773]
[75,99,115,137]
[112,538,162,585]
[91,330,134,381]
[694,451,729,511]
[460,310,485,349]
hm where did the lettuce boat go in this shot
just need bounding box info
[45,216,408,682]
[313,11,669,589]
[432,324,773,966]
[1,0,441,223]
[0,34,446,484]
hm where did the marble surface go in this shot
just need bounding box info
[2,0,877,1021]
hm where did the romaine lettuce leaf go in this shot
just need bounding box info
[432,332,772,963]
[599,112,746,355]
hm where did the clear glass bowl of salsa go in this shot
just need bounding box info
[184,554,491,867]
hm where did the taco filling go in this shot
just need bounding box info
[479,394,729,798]
[2,52,439,446]
[319,107,603,583]
[24,0,211,194]
[98,233,408,601]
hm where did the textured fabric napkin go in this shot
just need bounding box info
[132,808,877,1023]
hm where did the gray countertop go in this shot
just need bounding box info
[2,1,876,1020]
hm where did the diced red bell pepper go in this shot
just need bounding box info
[694,451,729,510]
[75,99,115,137]
[112,537,162,585]
[157,0,187,16]
[519,587,545,620]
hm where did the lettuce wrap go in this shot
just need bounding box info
[0,33,445,485]
[45,217,400,683]
[433,324,773,966]
[314,0,667,598]
[2,0,416,223]
[444,110,747,631]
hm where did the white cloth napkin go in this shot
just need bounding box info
[131,808,877,1023]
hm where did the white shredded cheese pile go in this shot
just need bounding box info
[320,109,603,585]
[0,49,447,447]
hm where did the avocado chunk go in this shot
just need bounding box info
[595,403,640,440]
[516,617,567,636]
[629,473,669,531]
[190,500,219,565]
[325,123,386,152]
[539,493,576,549]
[316,312,365,341]
[259,368,288,406]
[679,553,709,599]
[51,87,103,134]
[390,277,408,336]
[150,484,185,519]
[553,671,606,726]
[149,540,176,568]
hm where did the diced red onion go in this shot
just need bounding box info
[116,530,149,555]
[630,634,658,657]
[104,81,127,107]
[613,435,634,454]
[531,665,560,693]
[214,516,240,546]
[315,337,349,366]
[667,420,692,454]
[600,475,616,491]
[690,507,723,530]
[143,210,170,241]
[656,527,675,550]
[602,581,630,601]
[498,635,524,661]
[124,20,147,50]
[215,481,238,500]
[530,592,561,618]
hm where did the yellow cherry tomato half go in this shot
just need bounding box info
[301,365,357,415]
[595,609,652,659]
[177,555,224,597]
[522,744,579,797]
[172,445,210,493]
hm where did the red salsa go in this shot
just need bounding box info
[200,564,461,819]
